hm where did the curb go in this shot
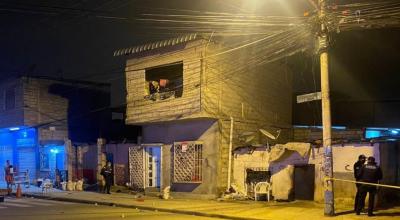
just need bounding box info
[24,193,267,220]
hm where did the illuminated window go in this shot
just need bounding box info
[365,128,400,139]
[173,141,202,183]
[5,86,16,110]
[145,62,183,100]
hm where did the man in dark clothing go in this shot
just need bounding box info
[356,156,383,216]
[100,162,113,194]
[353,154,366,212]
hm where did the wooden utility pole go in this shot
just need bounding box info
[318,0,335,216]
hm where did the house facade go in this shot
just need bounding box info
[117,34,293,197]
[0,76,110,185]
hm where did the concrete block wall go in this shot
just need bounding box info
[38,127,68,141]
[312,144,379,203]
[232,147,270,194]
[202,43,292,127]
[22,78,69,139]
[0,78,24,128]
[142,120,220,195]
[232,142,379,203]
[218,119,267,192]
[201,43,293,192]
[125,40,206,124]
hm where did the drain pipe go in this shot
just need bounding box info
[227,116,234,192]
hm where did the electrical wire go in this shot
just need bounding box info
[2,0,400,135]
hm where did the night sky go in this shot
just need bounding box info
[1,0,399,127]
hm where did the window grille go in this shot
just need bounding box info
[173,141,202,183]
[128,146,144,190]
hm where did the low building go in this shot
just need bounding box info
[0,76,111,185]
[231,127,399,204]
[115,34,294,197]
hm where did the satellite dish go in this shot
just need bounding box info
[259,129,281,140]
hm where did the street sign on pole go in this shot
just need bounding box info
[296,92,322,103]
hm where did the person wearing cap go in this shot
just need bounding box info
[356,156,383,216]
[353,154,366,212]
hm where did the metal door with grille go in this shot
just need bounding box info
[173,141,203,183]
[128,146,144,190]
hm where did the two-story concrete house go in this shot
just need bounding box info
[115,34,293,197]
[0,76,110,185]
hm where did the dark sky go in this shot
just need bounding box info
[293,28,400,127]
[0,0,312,106]
[1,0,400,128]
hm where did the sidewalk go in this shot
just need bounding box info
[21,190,400,220]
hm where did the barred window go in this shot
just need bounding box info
[173,141,202,183]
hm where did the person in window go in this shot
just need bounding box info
[4,160,13,193]
[100,161,113,194]
[149,81,160,94]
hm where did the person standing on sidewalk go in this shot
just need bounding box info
[4,160,14,193]
[353,154,366,212]
[356,156,383,217]
[100,161,113,194]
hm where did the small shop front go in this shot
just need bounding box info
[39,143,67,187]
[0,127,37,185]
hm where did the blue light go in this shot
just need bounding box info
[293,125,346,130]
[50,149,59,154]
[390,130,399,135]
[9,127,20,131]
[365,130,381,139]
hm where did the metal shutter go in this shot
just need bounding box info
[17,147,36,181]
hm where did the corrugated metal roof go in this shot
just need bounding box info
[113,33,199,56]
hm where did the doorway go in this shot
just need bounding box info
[40,145,65,181]
[294,164,315,200]
[144,146,161,190]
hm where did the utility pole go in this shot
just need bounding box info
[318,0,334,216]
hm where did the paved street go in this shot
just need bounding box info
[3,191,400,220]
[0,197,218,220]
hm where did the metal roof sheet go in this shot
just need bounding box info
[113,33,199,56]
